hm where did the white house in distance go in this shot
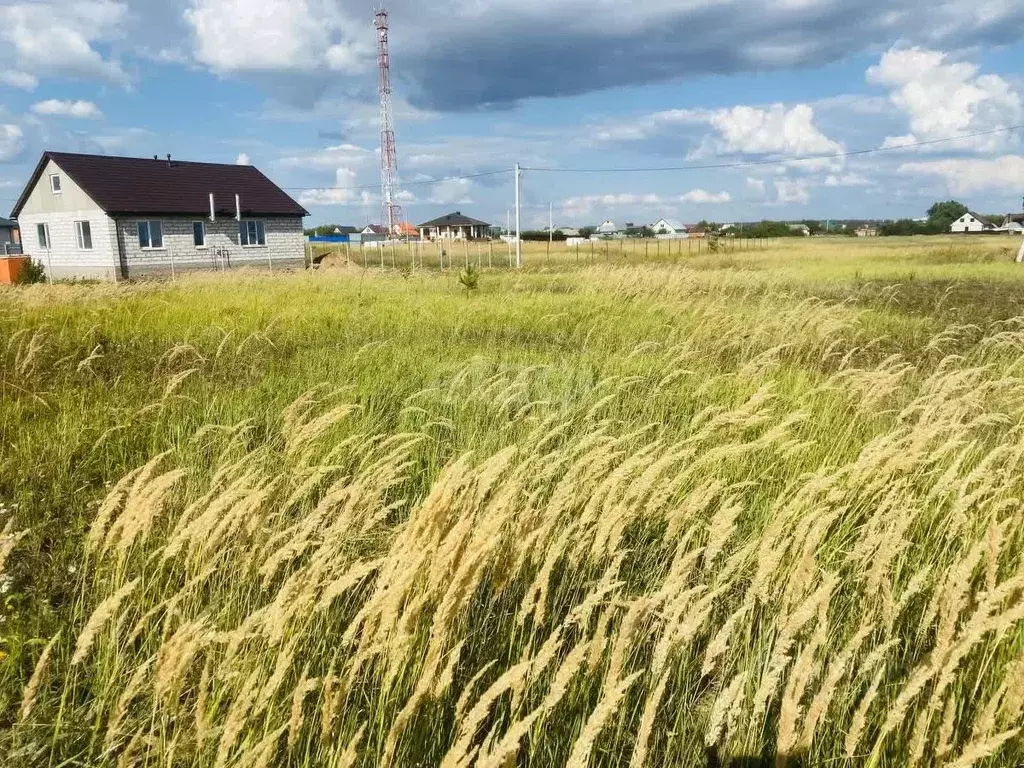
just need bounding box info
[11,151,308,281]
[950,213,996,233]
[650,219,689,239]
[418,212,491,241]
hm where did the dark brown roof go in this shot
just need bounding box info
[12,152,308,218]
[418,211,490,228]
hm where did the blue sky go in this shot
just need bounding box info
[1,0,1023,228]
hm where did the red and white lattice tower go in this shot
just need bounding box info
[375,6,403,236]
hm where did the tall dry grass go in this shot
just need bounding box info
[3,251,1024,765]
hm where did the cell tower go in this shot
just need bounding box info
[375,6,403,236]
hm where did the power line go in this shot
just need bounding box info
[279,167,512,193]
[520,124,1024,173]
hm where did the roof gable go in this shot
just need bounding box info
[12,152,308,219]
[959,212,994,226]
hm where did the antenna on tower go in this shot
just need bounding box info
[375,6,403,237]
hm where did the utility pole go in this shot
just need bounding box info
[514,163,522,268]
[549,201,553,246]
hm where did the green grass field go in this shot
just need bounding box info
[3,235,1024,766]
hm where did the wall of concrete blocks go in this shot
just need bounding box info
[115,216,306,278]
[17,209,120,281]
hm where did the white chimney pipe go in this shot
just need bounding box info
[209,193,215,222]
[235,194,241,222]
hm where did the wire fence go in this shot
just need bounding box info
[304,235,778,273]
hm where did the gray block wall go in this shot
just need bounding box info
[17,209,120,281]
[115,216,305,278]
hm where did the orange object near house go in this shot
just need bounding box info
[0,256,30,285]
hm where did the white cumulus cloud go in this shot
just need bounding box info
[680,189,731,204]
[0,1,130,88]
[427,178,474,206]
[0,70,37,90]
[0,124,25,162]
[560,190,731,218]
[697,104,843,158]
[184,0,372,75]
[867,46,1023,152]
[773,179,811,205]
[824,172,871,187]
[593,103,843,161]
[898,155,1024,194]
[31,99,103,119]
[236,152,251,165]
[297,166,376,207]
[276,143,373,171]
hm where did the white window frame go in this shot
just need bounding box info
[74,220,93,250]
[193,220,207,249]
[239,219,266,248]
[49,174,62,194]
[37,223,50,249]
[137,220,165,251]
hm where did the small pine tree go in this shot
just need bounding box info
[458,265,479,297]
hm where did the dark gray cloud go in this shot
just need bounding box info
[15,1,1024,112]
[389,0,1024,110]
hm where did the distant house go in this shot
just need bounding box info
[651,219,688,239]
[0,217,21,254]
[855,226,878,237]
[788,223,811,237]
[12,151,307,281]
[418,211,491,241]
[333,226,359,235]
[362,224,389,236]
[950,213,996,233]
[591,220,626,239]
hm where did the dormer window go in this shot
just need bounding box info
[50,174,62,194]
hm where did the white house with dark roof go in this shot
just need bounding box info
[950,213,996,233]
[418,212,491,241]
[12,151,308,281]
